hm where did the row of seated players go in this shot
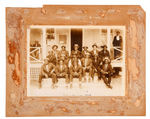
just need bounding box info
[39,44,114,89]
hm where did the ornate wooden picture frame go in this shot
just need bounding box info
[6,5,145,116]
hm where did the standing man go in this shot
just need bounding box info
[99,45,110,61]
[47,45,59,65]
[90,44,99,58]
[39,59,57,88]
[113,31,123,59]
[70,44,82,59]
[58,46,69,65]
[81,46,90,58]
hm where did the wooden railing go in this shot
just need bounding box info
[111,46,124,67]
[30,47,42,63]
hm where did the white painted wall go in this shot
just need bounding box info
[83,29,108,51]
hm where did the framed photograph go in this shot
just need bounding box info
[6,5,145,116]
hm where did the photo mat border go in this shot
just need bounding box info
[6,5,145,116]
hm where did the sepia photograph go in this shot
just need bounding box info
[6,5,145,116]
[27,26,126,96]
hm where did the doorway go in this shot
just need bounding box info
[71,29,82,52]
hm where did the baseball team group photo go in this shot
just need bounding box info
[27,26,126,96]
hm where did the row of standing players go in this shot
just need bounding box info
[39,43,114,89]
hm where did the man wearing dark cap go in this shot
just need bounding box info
[99,45,110,61]
[70,44,82,59]
[91,43,99,58]
[58,46,69,65]
[113,31,123,59]
[47,45,59,65]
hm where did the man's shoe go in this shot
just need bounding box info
[107,84,112,89]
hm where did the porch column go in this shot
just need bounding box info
[69,28,71,55]
[107,27,111,51]
[42,28,47,60]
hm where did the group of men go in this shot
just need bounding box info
[39,43,115,89]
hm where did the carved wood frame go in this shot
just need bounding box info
[6,5,146,116]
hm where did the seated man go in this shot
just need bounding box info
[100,57,114,89]
[55,59,69,88]
[91,55,101,80]
[81,52,93,82]
[39,59,57,88]
[69,54,82,88]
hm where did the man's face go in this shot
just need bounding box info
[74,46,78,50]
[117,32,120,36]
[93,46,97,50]
[62,47,65,50]
[104,59,109,64]
[104,47,107,51]
[60,60,63,65]
[84,48,88,51]
[53,46,57,50]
